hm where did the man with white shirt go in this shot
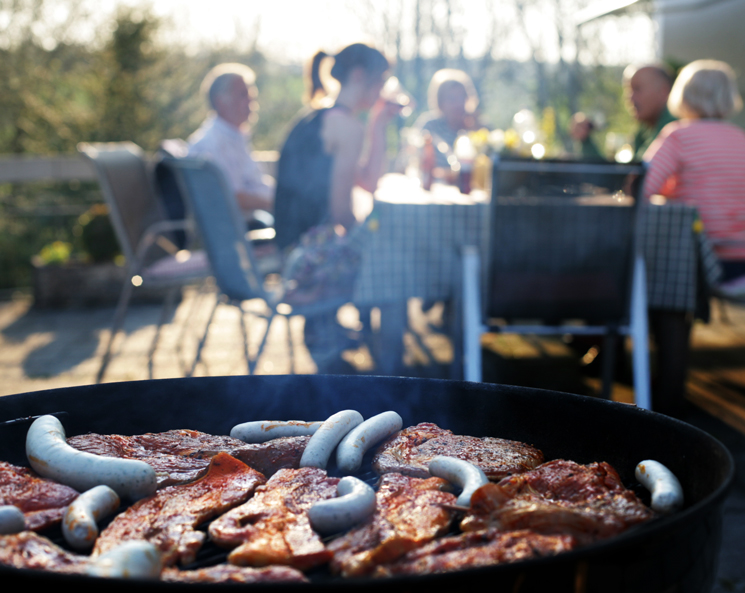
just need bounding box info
[188,63,274,214]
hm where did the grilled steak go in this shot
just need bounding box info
[374,528,576,577]
[372,423,544,480]
[461,459,655,545]
[0,461,79,531]
[209,467,339,571]
[162,564,308,583]
[0,531,87,574]
[328,473,458,577]
[67,429,309,487]
[93,452,265,566]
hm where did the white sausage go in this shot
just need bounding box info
[428,456,489,507]
[0,505,26,534]
[26,415,157,500]
[299,410,364,469]
[635,459,684,514]
[87,541,162,579]
[230,420,322,443]
[63,485,120,550]
[308,476,376,535]
[336,411,403,474]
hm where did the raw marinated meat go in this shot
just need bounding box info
[374,528,576,576]
[0,531,87,574]
[0,461,79,531]
[209,467,338,570]
[93,452,265,566]
[461,459,655,545]
[373,423,544,480]
[162,564,308,583]
[67,429,308,487]
[328,473,458,577]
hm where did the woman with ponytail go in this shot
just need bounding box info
[274,43,397,370]
[274,43,395,250]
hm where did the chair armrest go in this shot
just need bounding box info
[129,219,197,274]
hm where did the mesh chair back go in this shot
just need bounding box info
[488,158,645,323]
[163,157,267,302]
[78,142,172,266]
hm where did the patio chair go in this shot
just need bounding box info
[154,140,281,274]
[461,157,651,409]
[78,142,211,383]
[161,156,350,375]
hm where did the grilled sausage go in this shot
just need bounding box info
[87,541,162,579]
[300,410,364,470]
[0,505,25,534]
[63,485,120,550]
[308,476,376,535]
[26,415,157,500]
[428,456,489,506]
[635,459,684,514]
[230,420,322,443]
[336,411,403,474]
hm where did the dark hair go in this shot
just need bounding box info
[308,43,388,101]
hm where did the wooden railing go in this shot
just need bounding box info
[0,151,279,183]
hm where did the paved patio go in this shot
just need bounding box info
[1,289,744,591]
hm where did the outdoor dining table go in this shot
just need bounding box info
[352,173,720,375]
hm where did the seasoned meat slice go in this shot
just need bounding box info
[0,461,79,531]
[461,459,655,545]
[67,429,309,487]
[372,423,544,480]
[93,452,265,566]
[0,531,87,574]
[374,528,576,577]
[162,564,308,583]
[328,473,458,577]
[209,467,338,571]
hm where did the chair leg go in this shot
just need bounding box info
[188,294,220,377]
[286,315,295,374]
[175,281,212,374]
[630,256,652,410]
[147,286,180,380]
[239,305,251,374]
[96,276,136,384]
[248,312,275,375]
[462,246,483,382]
[600,331,617,400]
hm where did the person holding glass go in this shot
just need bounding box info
[273,43,398,371]
[413,69,479,171]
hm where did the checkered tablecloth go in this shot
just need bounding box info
[641,203,720,312]
[354,199,489,305]
[353,176,718,315]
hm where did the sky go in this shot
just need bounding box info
[87,0,655,65]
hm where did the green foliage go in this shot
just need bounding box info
[77,204,120,263]
[36,241,72,266]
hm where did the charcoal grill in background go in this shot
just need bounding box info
[0,375,733,592]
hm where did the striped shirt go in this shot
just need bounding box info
[643,119,745,259]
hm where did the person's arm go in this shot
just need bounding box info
[324,110,366,229]
[356,100,400,192]
[642,128,681,199]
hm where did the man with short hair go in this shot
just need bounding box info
[188,63,274,214]
[571,64,676,161]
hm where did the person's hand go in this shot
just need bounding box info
[569,113,594,142]
[370,97,403,126]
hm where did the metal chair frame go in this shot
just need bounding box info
[462,157,651,409]
[78,142,210,383]
[162,156,349,376]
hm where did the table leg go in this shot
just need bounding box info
[373,302,407,376]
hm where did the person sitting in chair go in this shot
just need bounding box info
[188,63,274,219]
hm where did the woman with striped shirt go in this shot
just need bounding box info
[643,60,745,416]
[644,59,745,280]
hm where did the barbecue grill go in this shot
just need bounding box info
[0,375,734,592]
